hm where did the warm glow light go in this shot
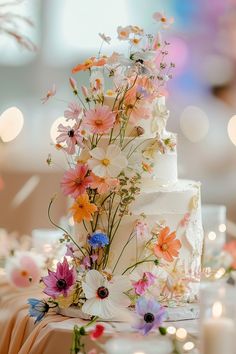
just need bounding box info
[176,328,187,340]
[214,267,226,279]
[219,223,226,233]
[208,231,216,241]
[212,301,223,318]
[167,326,176,335]
[133,352,145,354]
[0,107,24,142]
[228,115,236,146]
[183,342,195,351]
[180,106,209,143]
[50,116,68,144]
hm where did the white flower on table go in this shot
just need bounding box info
[88,144,128,178]
[82,270,131,319]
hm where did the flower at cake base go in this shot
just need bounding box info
[88,145,128,178]
[28,298,49,323]
[89,324,105,340]
[90,173,119,194]
[83,105,115,134]
[133,297,166,335]
[56,123,83,154]
[70,193,97,223]
[88,231,109,249]
[82,270,131,319]
[154,226,181,262]
[132,271,156,296]
[64,102,82,121]
[61,164,93,198]
[42,257,76,299]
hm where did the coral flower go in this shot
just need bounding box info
[61,164,93,198]
[56,123,83,154]
[64,102,82,121]
[129,101,152,124]
[90,173,119,194]
[72,57,107,74]
[83,105,115,134]
[154,227,181,262]
[224,241,236,269]
[42,257,77,299]
[70,193,97,223]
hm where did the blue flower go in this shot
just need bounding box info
[88,232,109,249]
[28,298,49,324]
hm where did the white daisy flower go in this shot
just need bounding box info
[88,144,128,178]
[82,270,131,319]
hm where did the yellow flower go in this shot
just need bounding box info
[70,193,97,223]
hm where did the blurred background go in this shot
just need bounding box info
[0,0,236,242]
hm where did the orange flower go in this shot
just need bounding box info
[70,193,97,223]
[72,57,107,74]
[154,227,181,262]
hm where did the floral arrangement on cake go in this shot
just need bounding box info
[26,11,194,352]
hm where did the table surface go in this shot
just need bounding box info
[0,275,199,354]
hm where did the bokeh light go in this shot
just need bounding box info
[219,223,226,232]
[227,115,236,146]
[176,328,187,340]
[0,107,24,142]
[208,231,216,241]
[183,341,195,351]
[180,106,209,143]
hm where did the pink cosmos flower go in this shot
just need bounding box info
[64,102,82,121]
[42,257,76,299]
[133,272,156,295]
[61,164,93,198]
[83,105,115,134]
[129,101,152,124]
[90,173,119,194]
[56,123,83,154]
[41,84,56,104]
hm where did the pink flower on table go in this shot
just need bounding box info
[41,84,56,104]
[56,123,83,154]
[133,272,156,296]
[83,105,115,135]
[42,257,76,299]
[61,164,93,198]
[90,173,119,194]
[224,241,236,269]
[5,251,42,288]
[64,102,82,121]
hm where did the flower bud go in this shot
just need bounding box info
[69,77,78,95]
[81,85,89,98]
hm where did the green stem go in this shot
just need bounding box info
[122,259,156,275]
[112,232,136,273]
[48,197,86,257]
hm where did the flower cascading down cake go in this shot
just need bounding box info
[27,13,204,342]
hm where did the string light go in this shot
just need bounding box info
[167,326,176,335]
[183,341,195,351]
[176,328,187,340]
[219,223,226,232]
[208,231,216,241]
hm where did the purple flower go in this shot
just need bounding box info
[133,297,166,335]
[88,232,109,249]
[42,257,77,299]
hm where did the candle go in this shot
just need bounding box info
[202,301,235,354]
